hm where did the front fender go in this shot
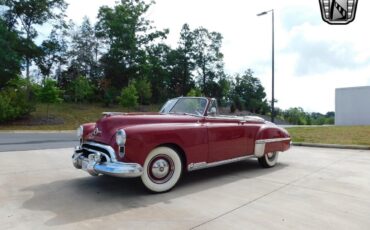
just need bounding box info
[119,123,208,166]
[82,123,95,140]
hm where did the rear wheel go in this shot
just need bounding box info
[141,147,182,193]
[258,152,279,168]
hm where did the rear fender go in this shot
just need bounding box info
[254,125,291,157]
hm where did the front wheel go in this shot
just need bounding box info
[141,147,183,193]
[258,152,279,168]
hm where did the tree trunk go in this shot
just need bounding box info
[26,58,30,79]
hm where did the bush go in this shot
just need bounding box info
[70,75,93,103]
[103,88,119,107]
[119,83,138,110]
[0,93,15,122]
[37,79,63,119]
[0,77,37,123]
[134,79,152,105]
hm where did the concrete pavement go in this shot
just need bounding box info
[1,146,370,229]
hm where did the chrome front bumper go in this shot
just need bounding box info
[72,142,143,178]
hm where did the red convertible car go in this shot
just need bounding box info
[72,97,291,192]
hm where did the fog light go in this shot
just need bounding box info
[94,153,101,163]
[88,153,101,163]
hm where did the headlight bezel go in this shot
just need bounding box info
[116,129,126,146]
[77,125,83,139]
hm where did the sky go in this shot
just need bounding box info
[64,0,370,113]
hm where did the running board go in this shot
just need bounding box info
[187,155,255,171]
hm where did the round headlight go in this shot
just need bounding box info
[116,129,126,146]
[77,125,83,139]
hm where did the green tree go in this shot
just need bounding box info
[3,0,67,79]
[36,24,68,80]
[96,0,168,89]
[230,69,268,113]
[187,88,202,97]
[134,78,151,105]
[191,27,224,95]
[167,24,195,97]
[70,75,93,103]
[68,17,100,82]
[0,18,22,88]
[166,48,195,97]
[218,75,231,105]
[283,107,307,125]
[38,78,63,120]
[119,83,138,110]
[145,43,172,103]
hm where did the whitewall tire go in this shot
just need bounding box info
[141,147,183,193]
[258,152,279,168]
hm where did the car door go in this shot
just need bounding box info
[205,117,248,163]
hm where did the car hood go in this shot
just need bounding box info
[86,113,201,144]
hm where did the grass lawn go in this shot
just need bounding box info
[0,103,160,131]
[287,126,370,146]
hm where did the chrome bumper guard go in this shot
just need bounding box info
[254,137,291,157]
[72,142,143,178]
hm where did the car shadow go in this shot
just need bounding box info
[21,159,287,226]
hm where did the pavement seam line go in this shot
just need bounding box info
[190,153,355,229]
[289,184,370,202]
[190,182,291,230]
[247,175,368,202]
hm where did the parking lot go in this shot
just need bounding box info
[1,146,370,229]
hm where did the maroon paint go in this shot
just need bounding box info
[82,112,291,169]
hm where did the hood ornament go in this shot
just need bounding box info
[92,127,102,136]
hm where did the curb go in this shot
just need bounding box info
[0,130,75,134]
[292,142,370,150]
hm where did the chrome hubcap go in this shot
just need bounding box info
[151,159,170,179]
[266,152,277,162]
[148,154,175,184]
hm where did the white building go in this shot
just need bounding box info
[335,86,370,126]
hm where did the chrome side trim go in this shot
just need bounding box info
[102,112,128,116]
[187,155,255,171]
[255,137,291,144]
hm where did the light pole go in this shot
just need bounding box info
[257,9,275,123]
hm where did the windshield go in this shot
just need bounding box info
[160,98,208,116]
